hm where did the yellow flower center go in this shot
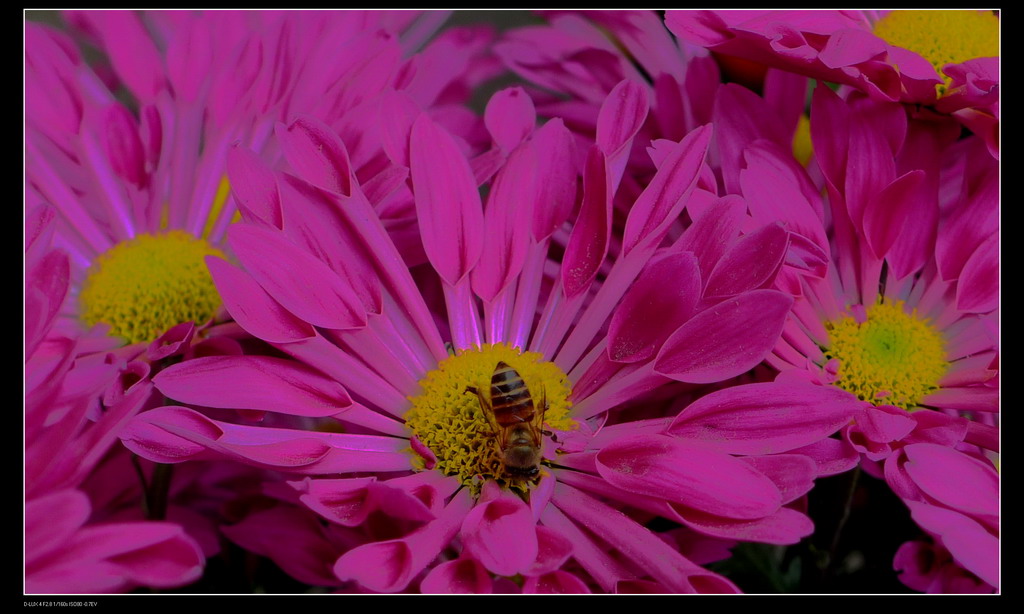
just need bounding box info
[405,343,576,494]
[872,10,999,95]
[824,301,948,410]
[79,230,227,345]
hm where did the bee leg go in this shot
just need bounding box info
[539,398,558,442]
[465,386,501,437]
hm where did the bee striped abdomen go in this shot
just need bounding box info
[490,361,534,426]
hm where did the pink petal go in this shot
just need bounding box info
[704,222,789,298]
[562,146,612,298]
[667,382,862,454]
[936,160,997,282]
[598,82,651,162]
[809,84,851,191]
[25,250,69,358]
[226,146,282,228]
[377,90,420,168]
[523,570,591,594]
[607,251,701,363]
[461,485,539,576]
[740,454,817,504]
[843,99,903,228]
[467,145,503,187]
[79,11,165,100]
[120,406,410,473]
[409,114,484,285]
[621,125,712,256]
[164,15,213,104]
[118,406,218,465]
[222,504,341,587]
[740,142,828,254]
[25,489,90,568]
[292,477,376,527]
[277,115,353,197]
[715,84,788,193]
[484,86,536,153]
[420,558,493,594]
[664,10,732,46]
[956,234,998,313]
[817,27,887,68]
[921,386,998,413]
[672,504,814,545]
[902,443,998,520]
[228,224,367,330]
[763,68,808,138]
[360,164,409,208]
[550,482,739,593]
[672,195,746,284]
[783,231,829,277]
[146,322,196,362]
[530,118,578,241]
[596,434,781,519]
[277,175,383,316]
[471,142,536,302]
[334,489,473,592]
[101,103,146,188]
[654,290,793,384]
[862,170,925,259]
[596,79,648,187]
[154,356,352,417]
[523,525,573,577]
[888,125,958,279]
[25,203,56,267]
[906,501,998,588]
[538,501,637,592]
[367,472,456,523]
[44,521,203,590]
[206,257,315,343]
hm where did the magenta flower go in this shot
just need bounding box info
[117,82,865,593]
[666,10,999,156]
[753,86,999,591]
[25,216,204,593]
[26,10,490,351]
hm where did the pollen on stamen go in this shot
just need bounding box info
[78,230,227,345]
[824,300,948,410]
[872,10,999,95]
[404,343,576,495]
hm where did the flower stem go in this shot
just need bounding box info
[824,465,861,577]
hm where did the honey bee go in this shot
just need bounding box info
[465,361,548,479]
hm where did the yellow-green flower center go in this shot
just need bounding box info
[405,343,576,494]
[79,230,226,344]
[873,10,999,95]
[824,301,948,410]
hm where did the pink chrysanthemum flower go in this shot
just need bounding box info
[26,10,487,352]
[666,10,1000,156]
[119,83,865,593]
[26,210,205,593]
[760,86,999,591]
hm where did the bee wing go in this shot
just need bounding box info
[468,386,503,448]
[469,385,510,451]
